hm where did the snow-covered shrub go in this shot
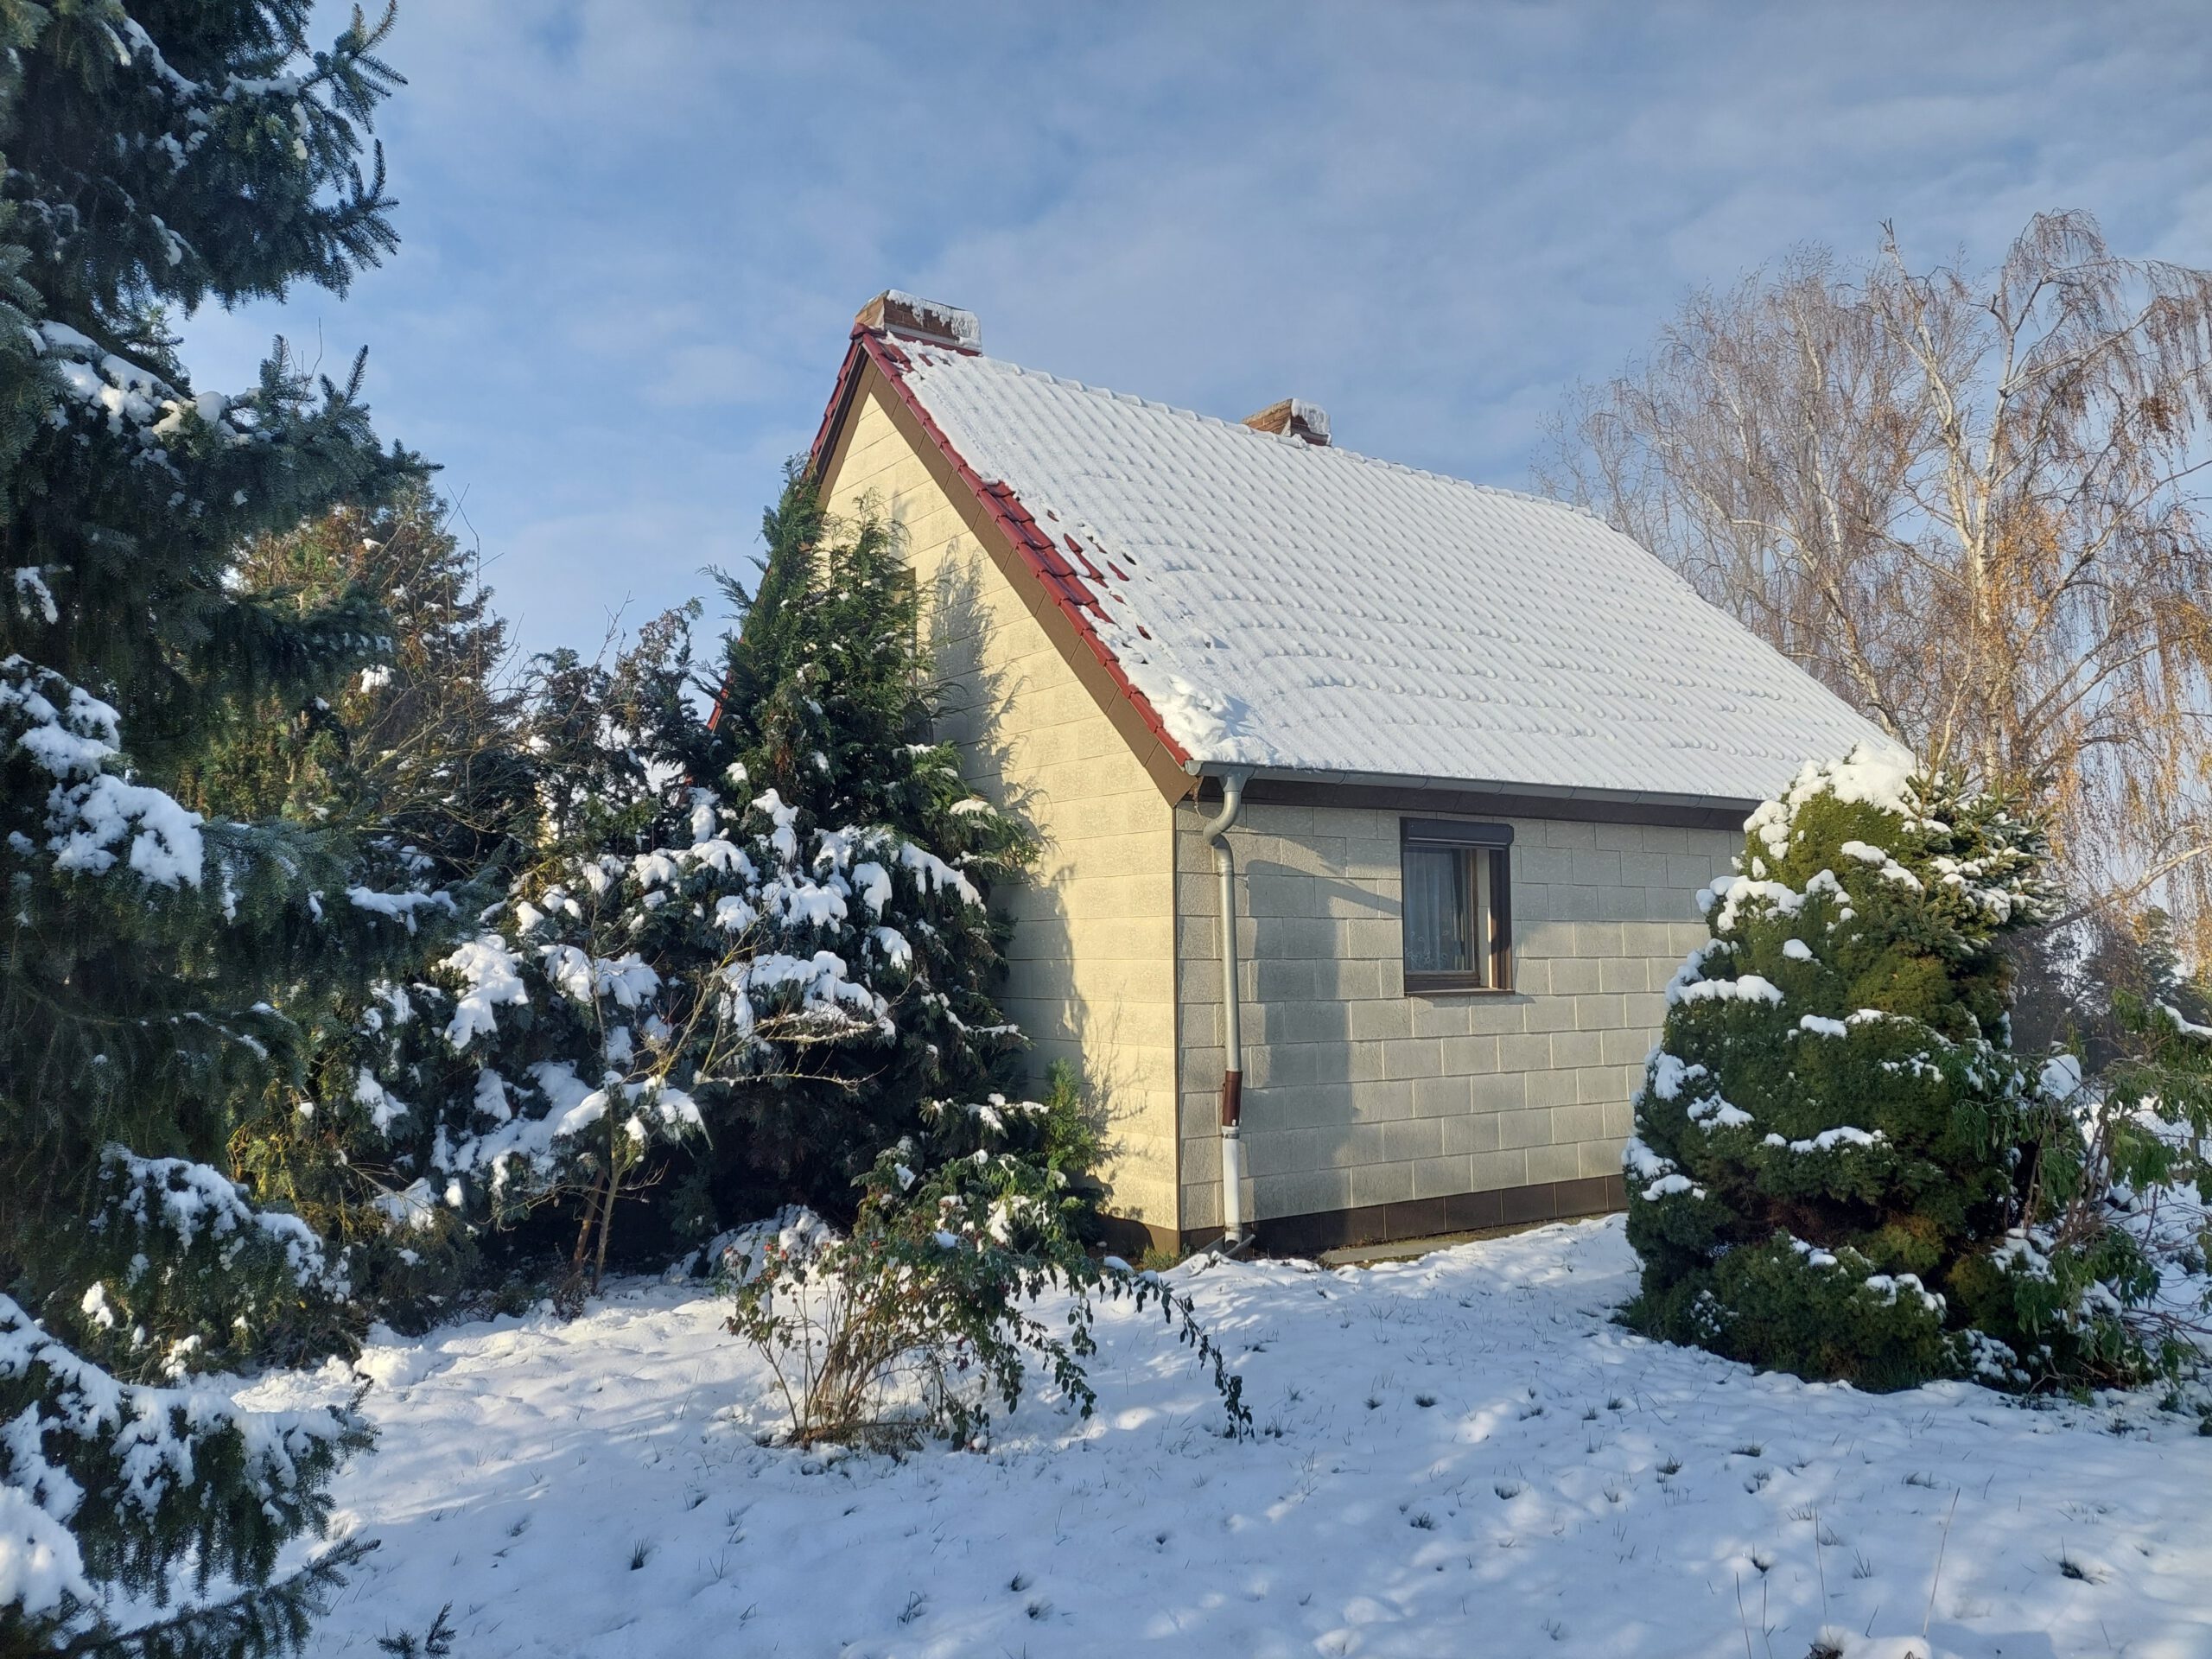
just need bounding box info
[340,760,1025,1301]
[725,1096,1248,1447]
[2003,996,2212,1377]
[314,476,1051,1299]
[1620,747,2150,1389]
[696,468,1040,1221]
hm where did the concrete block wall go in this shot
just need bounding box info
[1174,798,1739,1232]
[822,388,1183,1229]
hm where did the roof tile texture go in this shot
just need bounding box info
[868,336,1893,805]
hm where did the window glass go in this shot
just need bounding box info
[1401,824,1512,990]
[1403,843,1471,975]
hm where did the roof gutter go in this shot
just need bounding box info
[1198,766,1254,1254]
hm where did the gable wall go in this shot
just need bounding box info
[1173,798,1740,1237]
[820,385,1183,1231]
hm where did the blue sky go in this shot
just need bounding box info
[182,3,2212,664]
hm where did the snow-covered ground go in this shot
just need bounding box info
[241,1218,2212,1658]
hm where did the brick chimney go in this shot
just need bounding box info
[1243,397,1330,447]
[853,290,980,351]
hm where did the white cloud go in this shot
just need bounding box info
[181,1,2212,662]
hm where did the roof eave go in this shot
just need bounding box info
[1185,759,1760,821]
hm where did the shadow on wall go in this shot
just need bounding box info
[1180,855,1418,1177]
[923,545,1135,1205]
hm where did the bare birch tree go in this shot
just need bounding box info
[1538,211,2212,950]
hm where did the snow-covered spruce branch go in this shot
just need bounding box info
[60,1148,345,1382]
[1,656,205,887]
[0,1295,367,1645]
[36,1538,378,1659]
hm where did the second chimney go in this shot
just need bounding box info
[1243,397,1330,447]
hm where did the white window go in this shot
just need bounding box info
[1401,819,1513,992]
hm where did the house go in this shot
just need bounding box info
[810,291,1892,1257]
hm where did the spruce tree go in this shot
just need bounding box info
[1619,749,2164,1389]
[701,469,1036,1217]
[0,3,434,1645]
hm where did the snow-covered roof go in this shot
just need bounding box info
[843,330,1896,807]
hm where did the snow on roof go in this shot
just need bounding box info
[871,337,1897,805]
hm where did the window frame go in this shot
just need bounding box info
[1399,818,1515,995]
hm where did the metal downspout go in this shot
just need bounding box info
[1201,768,1254,1250]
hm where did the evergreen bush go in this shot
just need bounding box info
[208,489,531,1336]
[1623,747,2162,1389]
